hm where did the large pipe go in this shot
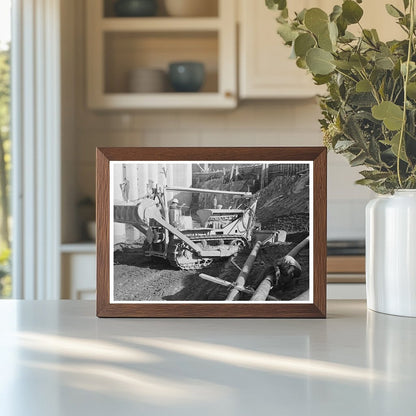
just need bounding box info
[287,236,309,257]
[199,273,278,301]
[250,269,280,301]
[250,236,309,302]
[226,240,262,301]
[166,185,251,197]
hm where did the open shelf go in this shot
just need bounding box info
[61,242,96,253]
[101,17,220,31]
[91,92,234,109]
[87,0,236,109]
[103,0,219,18]
[104,31,218,94]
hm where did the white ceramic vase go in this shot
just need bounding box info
[366,190,416,317]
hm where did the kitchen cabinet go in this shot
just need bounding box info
[61,245,96,300]
[86,0,237,109]
[238,0,404,99]
[238,0,325,99]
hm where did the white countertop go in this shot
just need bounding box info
[0,300,415,416]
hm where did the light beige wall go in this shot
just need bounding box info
[62,0,373,242]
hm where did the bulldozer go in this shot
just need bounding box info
[114,185,258,270]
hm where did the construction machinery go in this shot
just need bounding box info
[114,185,258,270]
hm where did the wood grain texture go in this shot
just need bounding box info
[327,256,365,274]
[96,147,327,318]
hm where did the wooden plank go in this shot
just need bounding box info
[102,17,221,32]
[327,274,365,283]
[327,256,365,274]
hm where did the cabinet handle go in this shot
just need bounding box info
[224,91,234,99]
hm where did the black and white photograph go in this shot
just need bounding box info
[110,161,313,303]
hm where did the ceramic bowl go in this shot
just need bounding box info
[114,0,158,17]
[128,68,167,93]
[168,62,205,92]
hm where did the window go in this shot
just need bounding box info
[0,0,11,298]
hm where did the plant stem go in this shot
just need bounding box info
[397,0,415,188]
[334,68,358,84]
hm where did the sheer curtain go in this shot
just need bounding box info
[12,0,61,299]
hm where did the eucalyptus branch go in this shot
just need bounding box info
[334,68,358,84]
[358,69,381,104]
[397,0,415,188]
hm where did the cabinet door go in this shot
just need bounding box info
[62,253,96,300]
[238,0,404,99]
[358,0,404,41]
[239,0,326,99]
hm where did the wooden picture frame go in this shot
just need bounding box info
[96,147,327,318]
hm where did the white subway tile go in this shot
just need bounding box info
[132,111,180,130]
[178,111,227,130]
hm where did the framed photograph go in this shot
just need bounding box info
[96,147,326,318]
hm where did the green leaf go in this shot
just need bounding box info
[344,114,367,147]
[294,33,316,58]
[407,82,416,99]
[403,0,410,10]
[348,92,377,107]
[401,61,416,77]
[339,31,356,43]
[350,151,367,167]
[356,79,372,92]
[369,136,382,163]
[296,8,307,23]
[362,29,376,46]
[375,55,395,70]
[266,0,287,11]
[372,101,404,130]
[313,74,332,85]
[360,170,391,181]
[336,15,348,36]
[304,8,329,35]
[342,0,364,24]
[318,27,334,52]
[386,132,409,162]
[333,60,353,70]
[334,139,355,151]
[330,5,342,22]
[296,57,308,69]
[371,29,380,42]
[328,21,338,44]
[385,4,404,18]
[306,48,335,75]
[355,178,377,186]
[350,54,368,70]
[277,23,298,43]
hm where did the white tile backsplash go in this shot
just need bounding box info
[328,199,369,240]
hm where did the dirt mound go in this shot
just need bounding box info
[256,173,309,231]
[113,238,309,302]
[203,240,309,301]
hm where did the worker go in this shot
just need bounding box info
[169,198,181,228]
